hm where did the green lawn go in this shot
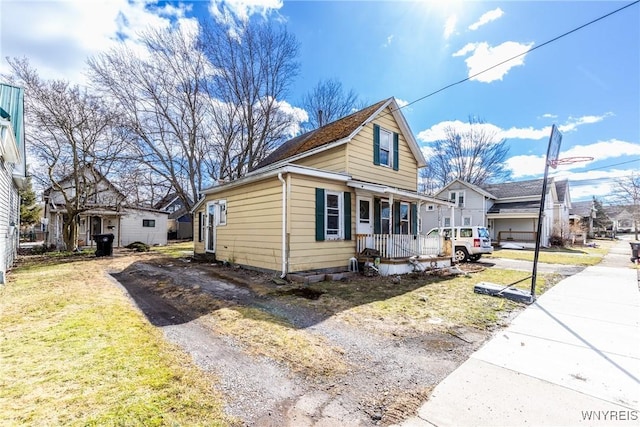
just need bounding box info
[0,252,230,426]
[485,240,615,266]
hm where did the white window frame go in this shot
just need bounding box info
[378,127,393,168]
[443,217,451,227]
[449,190,465,207]
[462,216,472,226]
[142,219,156,227]
[325,191,343,240]
[358,198,370,224]
[426,204,435,211]
[218,200,227,226]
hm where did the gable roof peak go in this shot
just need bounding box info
[252,97,424,171]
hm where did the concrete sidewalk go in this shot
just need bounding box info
[396,239,640,426]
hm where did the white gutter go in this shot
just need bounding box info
[278,172,287,278]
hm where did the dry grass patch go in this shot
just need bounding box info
[0,254,230,426]
[128,270,349,378]
[272,269,556,336]
[203,307,348,377]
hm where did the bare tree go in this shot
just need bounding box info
[6,57,125,250]
[612,172,640,240]
[300,78,361,130]
[88,25,214,212]
[201,19,301,178]
[426,116,511,188]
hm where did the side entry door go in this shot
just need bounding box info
[205,202,216,253]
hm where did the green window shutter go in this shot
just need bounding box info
[343,192,351,240]
[393,132,399,171]
[393,201,401,234]
[315,188,325,241]
[373,124,380,165]
[411,203,418,235]
[373,198,381,234]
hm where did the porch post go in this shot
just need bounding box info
[388,194,394,234]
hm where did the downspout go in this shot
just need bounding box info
[278,173,287,278]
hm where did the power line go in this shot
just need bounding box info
[393,0,640,112]
[549,158,640,180]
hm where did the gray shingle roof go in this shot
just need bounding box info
[487,200,540,214]
[570,200,594,217]
[480,178,546,199]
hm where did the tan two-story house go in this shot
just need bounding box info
[192,98,454,276]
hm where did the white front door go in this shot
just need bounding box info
[205,202,216,253]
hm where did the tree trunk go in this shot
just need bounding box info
[62,217,78,251]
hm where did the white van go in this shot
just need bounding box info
[426,226,493,262]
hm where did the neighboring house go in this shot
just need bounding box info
[569,200,595,243]
[420,179,495,232]
[192,98,454,276]
[154,193,193,240]
[604,205,639,234]
[0,83,27,284]
[43,165,168,249]
[421,177,572,247]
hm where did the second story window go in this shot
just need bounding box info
[379,128,392,167]
[449,191,465,207]
[373,124,399,170]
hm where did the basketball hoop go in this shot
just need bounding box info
[549,156,594,169]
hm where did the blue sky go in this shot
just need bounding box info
[1,0,639,201]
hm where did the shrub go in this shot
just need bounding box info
[125,242,150,252]
[548,235,565,247]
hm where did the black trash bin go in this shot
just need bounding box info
[631,242,640,263]
[93,233,115,257]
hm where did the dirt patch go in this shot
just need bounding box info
[111,257,498,426]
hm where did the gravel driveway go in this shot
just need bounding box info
[111,259,492,426]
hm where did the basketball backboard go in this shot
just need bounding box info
[547,124,562,169]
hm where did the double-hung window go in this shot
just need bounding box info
[379,128,392,167]
[449,191,465,207]
[315,189,352,241]
[373,124,399,170]
[325,191,342,239]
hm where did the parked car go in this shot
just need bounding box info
[426,226,493,262]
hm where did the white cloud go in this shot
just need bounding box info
[417,119,509,143]
[468,8,504,31]
[275,99,309,137]
[417,113,614,143]
[554,169,636,202]
[541,113,558,119]
[561,139,640,160]
[0,0,193,84]
[209,0,283,24]
[505,139,640,178]
[558,113,614,133]
[396,98,410,108]
[443,15,457,40]
[452,41,534,83]
[382,34,394,48]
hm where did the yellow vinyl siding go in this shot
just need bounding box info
[347,106,418,191]
[293,145,347,172]
[193,212,204,253]
[194,178,284,272]
[287,174,355,272]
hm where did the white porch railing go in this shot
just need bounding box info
[356,234,444,259]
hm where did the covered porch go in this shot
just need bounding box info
[347,180,454,275]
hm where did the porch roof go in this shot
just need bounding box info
[347,180,454,206]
